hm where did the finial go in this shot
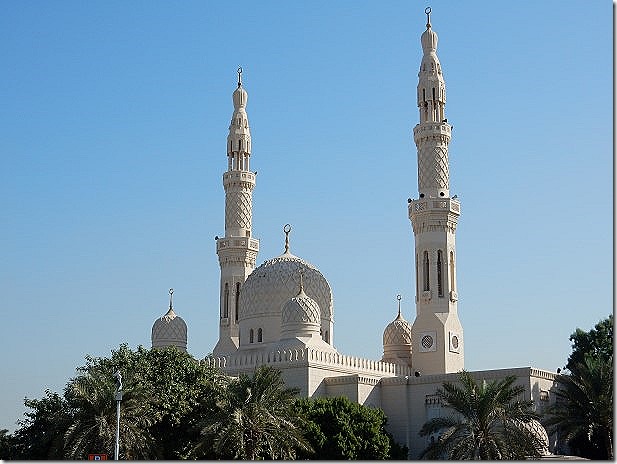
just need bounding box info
[237,66,243,87]
[425,6,432,29]
[284,223,292,253]
[169,288,174,310]
[396,294,402,318]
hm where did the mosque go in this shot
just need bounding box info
[150,9,558,458]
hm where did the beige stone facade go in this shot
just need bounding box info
[153,9,559,459]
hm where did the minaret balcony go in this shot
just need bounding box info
[223,171,256,188]
[413,121,451,141]
[408,198,460,215]
[217,237,260,253]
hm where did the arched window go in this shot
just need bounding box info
[249,329,254,343]
[223,283,229,318]
[450,251,456,292]
[415,253,419,300]
[325,330,330,344]
[257,328,262,342]
[423,251,430,291]
[235,282,240,321]
[437,250,444,297]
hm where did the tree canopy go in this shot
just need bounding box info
[2,344,222,460]
[545,315,614,460]
[293,396,408,460]
[191,365,312,460]
[419,371,545,460]
[566,314,613,372]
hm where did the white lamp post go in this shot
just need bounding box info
[113,369,123,460]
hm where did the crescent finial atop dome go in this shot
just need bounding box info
[283,223,292,254]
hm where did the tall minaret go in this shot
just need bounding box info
[213,67,259,354]
[408,8,463,375]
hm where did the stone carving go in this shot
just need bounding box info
[225,191,252,229]
[238,253,333,322]
[418,145,449,190]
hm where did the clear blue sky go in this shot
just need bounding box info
[0,1,612,432]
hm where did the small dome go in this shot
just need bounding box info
[383,311,413,347]
[281,286,321,339]
[151,291,187,351]
[519,419,550,456]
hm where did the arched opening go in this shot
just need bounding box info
[235,282,240,321]
[423,251,430,291]
[249,329,254,343]
[257,328,262,342]
[450,251,456,292]
[223,283,229,318]
[437,250,444,297]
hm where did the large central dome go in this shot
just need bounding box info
[237,250,334,347]
[239,251,333,321]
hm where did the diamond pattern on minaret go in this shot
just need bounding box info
[225,191,252,229]
[418,146,450,190]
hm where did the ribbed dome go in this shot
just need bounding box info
[151,307,187,351]
[281,286,321,339]
[519,419,550,456]
[238,252,333,322]
[383,312,413,347]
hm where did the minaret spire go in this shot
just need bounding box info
[409,9,463,375]
[214,68,260,355]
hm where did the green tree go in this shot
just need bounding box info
[9,344,223,460]
[544,355,613,460]
[192,365,312,459]
[566,315,613,372]
[419,371,545,459]
[293,396,408,459]
[0,429,17,460]
[9,390,71,459]
[63,364,156,459]
[76,344,223,459]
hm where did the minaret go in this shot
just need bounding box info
[213,67,259,354]
[408,8,463,375]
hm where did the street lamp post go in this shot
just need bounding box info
[113,370,123,460]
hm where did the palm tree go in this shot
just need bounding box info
[419,370,545,459]
[63,366,156,459]
[192,365,313,459]
[544,355,613,460]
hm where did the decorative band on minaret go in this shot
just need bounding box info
[409,9,464,375]
[214,67,260,354]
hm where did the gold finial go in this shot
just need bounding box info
[284,223,292,253]
[396,294,402,317]
[237,66,243,87]
[425,7,432,28]
[169,288,174,310]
